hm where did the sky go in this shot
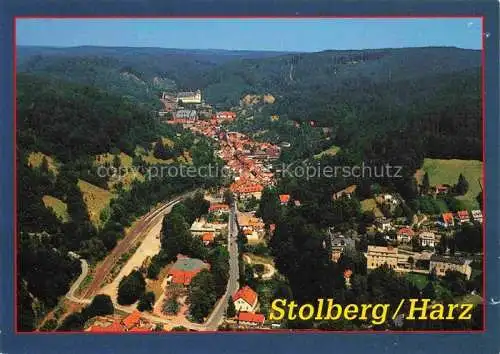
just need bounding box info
[16,18,482,52]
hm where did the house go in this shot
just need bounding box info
[87,320,124,333]
[233,286,259,312]
[190,219,216,237]
[177,90,202,104]
[442,213,455,227]
[344,268,353,288]
[397,227,415,243]
[216,111,236,121]
[471,209,483,223]
[238,213,265,243]
[429,255,472,280]
[237,312,265,328]
[122,311,142,330]
[457,210,470,224]
[174,109,198,120]
[419,231,436,248]
[294,200,302,207]
[332,185,357,200]
[279,194,291,205]
[375,217,393,232]
[382,194,399,206]
[435,184,450,195]
[365,246,398,270]
[329,234,355,262]
[209,203,230,215]
[202,232,216,245]
[167,254,210,286]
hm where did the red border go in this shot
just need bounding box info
[13,15,487,335]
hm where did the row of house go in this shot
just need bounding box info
[397,227,437,248]
[440,210,483,227]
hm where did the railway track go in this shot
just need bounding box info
[81,195,187,299]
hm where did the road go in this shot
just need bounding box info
[82,191,196,299]
[198,201,240,330]
[66,258,91,305]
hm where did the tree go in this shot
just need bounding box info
[257,186,281,224]
[226,297,236,318]
[163,298,180,315]
[57,312,85,331]
[455,173,469,195]
[187,270,217,323]
[422,282,436,300]
[84,294,114,318]
[112,154,121,169]
[408,256,415,270]
[421,172,430,195]
[117,270,146,305]
[137,291,155,312]
[442,270,468,296]
[223,189,234,205]
[40,156,50,175]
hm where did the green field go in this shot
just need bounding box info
[314,145,341,159]
[416,158,483,209]
[77,179,115,227]
[361,198,384,218]
[28,151,59,175]
[42,195,69,222]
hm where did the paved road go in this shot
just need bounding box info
[82,191,196,299]
[199,201,240,330]
[66,258,91,305]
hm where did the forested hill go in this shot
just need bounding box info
[16,46,293,105]
[200,46,480,108]
[17,73,165,162]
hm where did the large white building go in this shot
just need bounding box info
[177,90,202,104]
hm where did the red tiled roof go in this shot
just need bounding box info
[122,311,141,330]
[398,227,415,237]
[457,210,470,219]
[442,213,454,224]
[202,232,215,242]
[279,194,291,204]
[209,203,230,212]
[237,312,265,324]
[233,286,258,307]
[89,320,124,332]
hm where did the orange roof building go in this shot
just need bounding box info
[442,213,455,226]
[168,255,210,286]
[233,286,258,312]
[237,312,265,326]
[209,203,230,212]
[202,232,216,244]
[279,194,291,205]
[122,310,142,330]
